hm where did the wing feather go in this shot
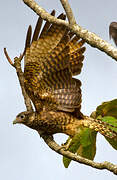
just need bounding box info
[39,10,56,38]
[24,11,86,113]
[31,17,43,43]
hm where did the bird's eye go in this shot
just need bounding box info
[20,114,25,119]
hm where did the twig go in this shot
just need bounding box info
[14,56,33,112]
[42,135,117,175]
[60,0,76,25]
[22,0,117,61]
[4,48,15,67]
[4,48,33,112]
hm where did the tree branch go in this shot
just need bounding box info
[42,135,117,175]
[22,0,117,61]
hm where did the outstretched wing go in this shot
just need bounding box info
[24,10,86,113]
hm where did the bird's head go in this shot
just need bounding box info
[13,111,35,127]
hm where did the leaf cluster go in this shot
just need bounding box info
[63,99,117,168]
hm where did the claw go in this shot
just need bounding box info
[59,144,68,151]
[61,138,72,151]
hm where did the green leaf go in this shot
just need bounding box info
[105,137,117,150]
[95,99,117,150]
[78,129,97,160]
[63,131,81,168]
[63,128,97,168]
[96,99,117,118]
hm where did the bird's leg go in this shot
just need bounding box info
[61,137,72,151]
[39,131,71,151]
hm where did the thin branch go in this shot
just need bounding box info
[4,48,15,67]
[60,0,76,25]
[42,135,117,175]
[23,0,67,25]
[4,48,33,112]
[22,0,117,61]
[14,56,33,112]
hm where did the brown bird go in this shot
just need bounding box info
[12,11,116,138]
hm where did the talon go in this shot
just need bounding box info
[58,145,68,151]
[61,138,72,150]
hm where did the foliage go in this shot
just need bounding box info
[63,99,117,168]
[96,99,117,150]
[63,128,97,168]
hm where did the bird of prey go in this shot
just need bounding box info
[109,22,117,46]
[12,10,116,138]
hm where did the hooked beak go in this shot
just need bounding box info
[13,118,20,125]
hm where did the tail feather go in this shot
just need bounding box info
[82,116,117,138]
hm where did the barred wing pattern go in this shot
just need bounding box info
[24,10,85,113]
